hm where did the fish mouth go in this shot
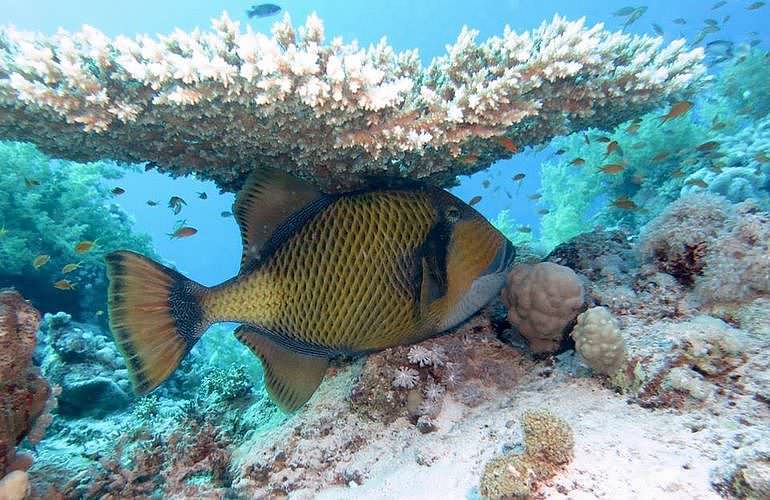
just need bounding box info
[483,238,516,276]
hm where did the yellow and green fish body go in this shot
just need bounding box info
[106,170,515,411]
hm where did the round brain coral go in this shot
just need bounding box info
[501,262,585,354]
[570,307,628,376]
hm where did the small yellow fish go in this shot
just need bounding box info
[659,101,693,124]
[62,262,81,274]
[33,254,50,269]
[469,195,482,206]
[75,240,96,253]
[600,163,625,174]
[686,178,709,188]
[53,279,76,290]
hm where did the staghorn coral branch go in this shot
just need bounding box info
[0,12,705,191]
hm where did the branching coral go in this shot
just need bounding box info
[0,13,704,191]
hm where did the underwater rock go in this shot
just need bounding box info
[0,470,30,500]
[545,228,635,280]
[0,290,52,481]
[38,313,130,417]
[682,166,769,204]
[501,262,585,354]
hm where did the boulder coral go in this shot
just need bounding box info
[501,262,585,354]
[571,306,628,376]
[0,13,704,191]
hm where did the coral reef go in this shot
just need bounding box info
[570,307,627,376]
[0,13,704,191]
[0,141,154,319]
[37,312,131,417]
[501,262,585,354]
[640,193,770,303]
[479,409,574,499]
[0,290,52,491]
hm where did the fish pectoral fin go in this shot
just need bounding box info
[419,256,444,309]
[235,326,328,412]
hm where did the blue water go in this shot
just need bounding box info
[2,0,767,284]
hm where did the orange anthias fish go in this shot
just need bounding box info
[75,240,96,253]
[33,255,50,269]
[612,196,639,210]
[651,151,670,163]
[495,137,519,153]
[686,178,709,188]
[569,157,585,166]
[53,279,76,290]
[105,168,515,412]
[527,193,542,201]
[753,152,770,163]
[169,226,198,239]
[24,178,40,188]
[659,101,693,124]
[605,140,622,157]
[696,141,720,152]
[469,195,482,206]
[600,163,626,174]
[111,187,126,195]
[512,173,526,183]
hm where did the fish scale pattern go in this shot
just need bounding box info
[216,190,441,352]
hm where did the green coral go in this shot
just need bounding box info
[491,209,533,246]
[540,111,711,251]
[0,140,154,316]
[200,365,252,402]
[480,409,574,499]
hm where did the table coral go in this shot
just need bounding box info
[0,13,704,191]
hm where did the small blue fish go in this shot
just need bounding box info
[247,3,281,18]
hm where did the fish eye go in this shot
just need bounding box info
[445,206,461,222]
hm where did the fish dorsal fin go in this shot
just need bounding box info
[235,326,329,412]
[233,168,323,273]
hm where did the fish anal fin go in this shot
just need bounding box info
[233,168,323,272]
[235,326,328,412]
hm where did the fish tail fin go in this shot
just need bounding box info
[105,250,210,395]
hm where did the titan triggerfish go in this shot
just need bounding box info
[105,169,515,411]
